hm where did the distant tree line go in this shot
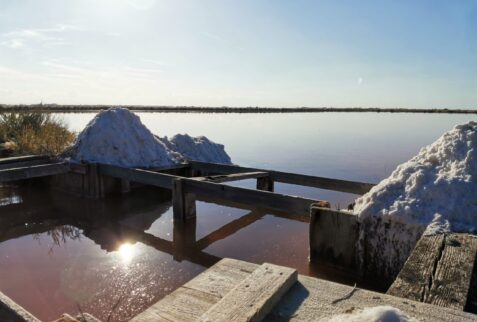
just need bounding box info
[0,104,476,114]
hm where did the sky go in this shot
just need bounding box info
[0,0,476,108]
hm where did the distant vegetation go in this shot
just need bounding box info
[0,112,76,156]
[0,104,476,114]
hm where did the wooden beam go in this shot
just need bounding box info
[193,171,269,183]
[387,233,477,311]
[0,159,52,170]
[387,234,445,303]
[0,155,49,165]
[200,263,297,322]
[140,163,190,172]
[98,164,329,217]
[183,178,329,216]
[427,234,477,310]
[0,162,70,182]
[98,164,176,189]
[188,161,375,195]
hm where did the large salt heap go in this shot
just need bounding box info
[354,121,477,278]
[67,108,232,167]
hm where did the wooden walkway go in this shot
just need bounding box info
[131,258,477,322]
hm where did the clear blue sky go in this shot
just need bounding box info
[0,0,476,108]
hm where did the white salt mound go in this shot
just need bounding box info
[68,108,232,167]
[328,306,418,322]
[354,121,477,276]
[163,134,232,164]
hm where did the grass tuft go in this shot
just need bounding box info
[0,112,76,156]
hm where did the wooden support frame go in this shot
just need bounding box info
[0,162,70,182]
[99,164,329,220]
[188,160,375,195]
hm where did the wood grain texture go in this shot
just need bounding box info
[388,233,477,312]
[200,263,297,322]
[309,207,358,268]
[130,259,255,322]
[426,234,477,310]
[131,258,477,322]
[387,234,445,302]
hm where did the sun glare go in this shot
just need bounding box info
[117,242,135,264]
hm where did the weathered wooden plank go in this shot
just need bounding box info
[426,234,477,310]
[0,159,52,170]
[130,258,255,322]
[387,234,445,302]
[309,206,359,269]
[98,164,176,189]
[132,258,477,322]
[188,161,375,194]
[183,178,329,216]
[194,171,269,183]
[0,155,49,165]
[200,263,297,322]
[0,163,70,182]
[140,163,190,172]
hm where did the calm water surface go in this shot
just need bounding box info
[0,112,475,321]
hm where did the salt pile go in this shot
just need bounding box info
[354,121,477,278]
[67,108,231,167]
[163,134,232,164]
[328,306,417,322]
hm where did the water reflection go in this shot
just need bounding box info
[117,242,135,265]
[0,184,367,321]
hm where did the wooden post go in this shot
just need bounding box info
[257,176,274,192]
[309,206,359,269]
[120,179,131,194]
[172,216,197,262]
[172,178,196,222]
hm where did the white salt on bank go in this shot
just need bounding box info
[67,108,232,167]
[328,306,417,322]
[354,121,477,277]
